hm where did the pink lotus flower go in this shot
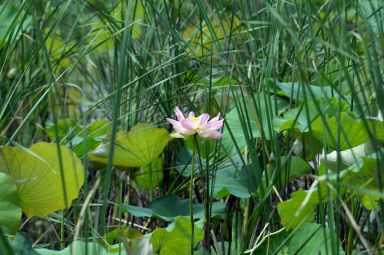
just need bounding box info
[166,106,224,140]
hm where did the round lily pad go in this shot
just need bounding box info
[0,142,84,217]
[90,123,170,168]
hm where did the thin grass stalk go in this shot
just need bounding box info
[99,0,132,235]
[190,136,197,255]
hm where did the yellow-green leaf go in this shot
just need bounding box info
[182,14,241,57]
[0,142,84,217]
[277,189,320,230]
[149,216,204,255]
[90,123,170,168]
[90,2,146,54]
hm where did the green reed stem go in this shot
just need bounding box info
[190,136,197,255]
[61,210,64,250]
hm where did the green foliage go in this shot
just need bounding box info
[245,222,345,255]
[0,1,24,47]
[267,79,346,102]
[90,123,170,168]
[279,152,384,230]
[148,216,204,255]
[274,98,349,134]
[46,119,111,157]
[214,156,311,199]
[45,118,78,141]
[36,241,124,255]
[133,158,164,190]
[278,188,323,230]
[222,94,288,153]
[111,228,153,255]
[0,172,21,234]
[310,113,384,150]
[182,13,241,57]
[335,153,384,210]
[0,143,84,217]
[9,233,39,255]
[122,194,226,221]
[268,155,312,181]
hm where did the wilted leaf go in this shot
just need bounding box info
[0,142,84,217]
[119,229,154,255]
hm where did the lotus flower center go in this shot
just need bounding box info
[188,117,200,122]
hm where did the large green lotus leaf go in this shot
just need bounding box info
[11,232,127,255]
[175,145,207,177]
[222,94,288,153]
[213,156,311,199]
[9,232,39,255]
[334,153,384,210]
[277,189,322,230]
[0,142,84,217]
[271,155,312,178]
[36,241,125,255]
[214,164,270,199]
[85,120,111,137]
[279,153,384,230]
[90,124,170,168]
[45,118,78,141]
[267,79,349,103]
[245,222,345,255]
[310,112,384,150]
[46,119,111,157]
[211,157,249,198]
[121,194,226,221]
[148,216,204,255]
[72,120,111,157]
[0,172,21,234]
[214,175,252,199]
[274,98,349,134]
